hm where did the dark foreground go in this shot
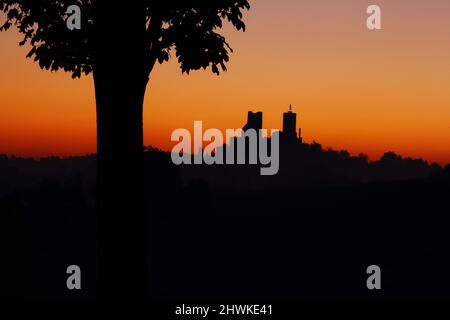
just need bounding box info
[0,150,449,313]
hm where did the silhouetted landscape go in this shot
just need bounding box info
[1,124,449,302]
[2,2,450,315]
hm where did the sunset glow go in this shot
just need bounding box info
[1,0,449,164]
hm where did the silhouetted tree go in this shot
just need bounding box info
[381,151,402,162]
[1,0,250,300]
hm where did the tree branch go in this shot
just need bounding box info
[145,12,163,77]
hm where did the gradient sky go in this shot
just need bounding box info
[1,0,450,164]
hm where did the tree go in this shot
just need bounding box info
[1,0,250,300]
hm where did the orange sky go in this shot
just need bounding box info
[1,0,450,165]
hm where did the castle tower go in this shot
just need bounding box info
[283,105,297,140]
[243,111,263,131]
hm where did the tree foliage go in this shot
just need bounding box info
[0,0,250,78]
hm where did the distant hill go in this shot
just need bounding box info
[0,145,449,300]
[0,143,445,196]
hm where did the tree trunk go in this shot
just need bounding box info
[93,1,149,301]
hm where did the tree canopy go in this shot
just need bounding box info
[0,0,250,78]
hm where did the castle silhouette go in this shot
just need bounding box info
[243,105,302,144]
[178,105,444,192]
